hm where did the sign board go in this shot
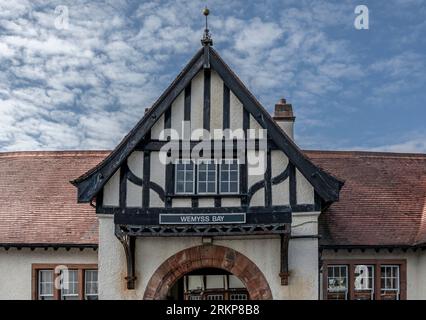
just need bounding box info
[159,213,246,225]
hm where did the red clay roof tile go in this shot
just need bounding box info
[305,150,426,247]
[0,151,109,245]
[0,150,425,247]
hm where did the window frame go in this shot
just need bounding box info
[322,259,406,300]
[60,269,79,300]
[84,269,99,300]
[380,264,401,300]
[32,264,98,300]
[173,158,241,196]
[174,159,195,195]
[38,269,54,300]
[326,265,348,299]
[219,159,240,194]
[196,159,218,195]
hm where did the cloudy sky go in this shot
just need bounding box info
[0,0,425,153]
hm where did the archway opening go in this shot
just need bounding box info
[143,245,272,300]
[168,268,249,300]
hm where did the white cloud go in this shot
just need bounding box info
[356,134,426,154]
[0,0,424,155]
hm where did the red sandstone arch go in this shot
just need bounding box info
[143,244,273,300]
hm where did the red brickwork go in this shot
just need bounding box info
[143,245,273,300]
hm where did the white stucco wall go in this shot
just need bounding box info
[321,249,426,300]
[98,211,320,300]
[190,70,204,135]
[0,248,97,300]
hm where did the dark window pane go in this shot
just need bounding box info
[230,171,238,181]
[207,182,215,193]
[186,171,193,180]
[176,182,184,192]
[208,172,215,181]
[185,182,193,192]
[221,171,228,181]
[198,183,206,193]
[221,182,229,193]
[177,171,184,181]
[230,183,238,193]
[199,171,206,181]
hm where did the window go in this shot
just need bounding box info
[326,265,348,300]
[181,273,249,300]
[33,264,97,300]
[174,159,240,195]
[175,160,195,194]
[85,270,99,300]
[354,265,374,300]
[61,270,79,300]
[381,265,400,300]
[230,293,248,300]
[197,160,216,194]
[38,270,54,300]
[323,260,406,300]
[220,159,239,194]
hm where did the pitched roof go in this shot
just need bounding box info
[72,46,343,204]
[307,150,426,247]
[0,151,108,246]
[1,150,425,247]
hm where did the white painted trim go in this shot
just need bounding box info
[292,211,321,217]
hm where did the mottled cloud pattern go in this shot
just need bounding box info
[0,0,425,152]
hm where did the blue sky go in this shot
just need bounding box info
[0,0,425,153]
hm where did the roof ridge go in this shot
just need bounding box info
[0,150,111,158]
[304,149,426,159]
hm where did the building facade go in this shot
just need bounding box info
[0,36,425,300]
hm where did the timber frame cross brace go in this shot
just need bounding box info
[115,227,137,290]
[280,234,290,285]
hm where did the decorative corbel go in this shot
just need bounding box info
[115,226,137,290]
[279,234,290,285]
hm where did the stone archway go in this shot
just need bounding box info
[143,244,273,300]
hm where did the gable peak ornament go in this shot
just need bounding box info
[201,7,213,47]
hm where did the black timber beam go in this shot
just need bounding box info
[72,48,204,202]
[209,47,343,203]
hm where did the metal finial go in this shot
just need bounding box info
[201,7,213,46]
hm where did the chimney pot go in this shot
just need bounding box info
[273,98,295,140]
[274,98,295,121]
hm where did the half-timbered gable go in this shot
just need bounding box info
[72,22,343,298]
[73,47,341,215]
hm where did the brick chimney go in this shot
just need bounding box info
[273,98,295,140]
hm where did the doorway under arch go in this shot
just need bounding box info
[143,244,272,300]
[168,267,249,300]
